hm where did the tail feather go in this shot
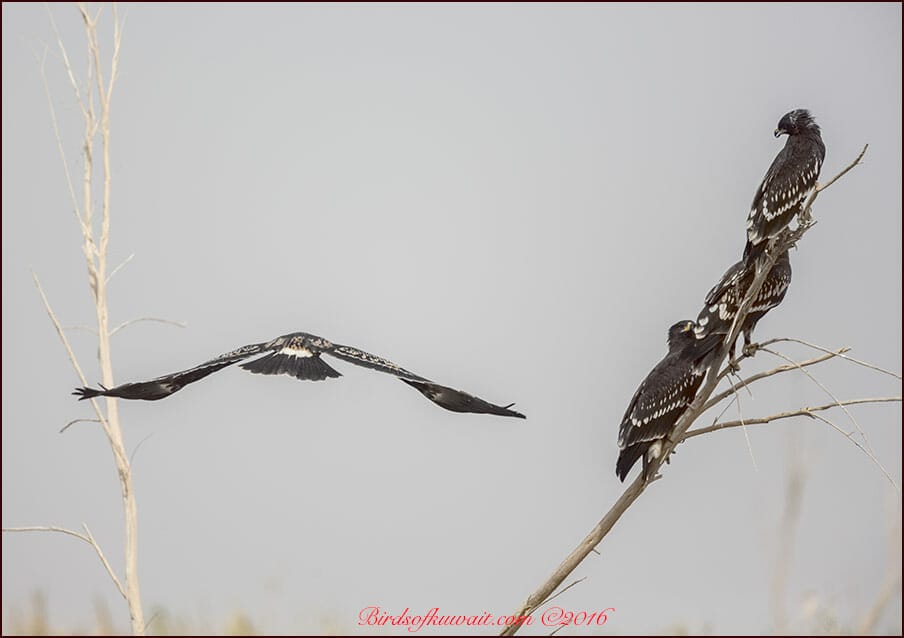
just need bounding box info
[616,442,650,482]
[241,352,341,382]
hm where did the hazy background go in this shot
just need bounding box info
[3,3,901,634]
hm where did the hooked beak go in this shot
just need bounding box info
[774,128,784,138]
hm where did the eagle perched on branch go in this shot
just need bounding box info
[695,249,792,359]
[744,109,825,259]
[616,321,722,482]
[74,331,526,419]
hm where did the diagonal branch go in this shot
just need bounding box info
[702,349,847,413]
[759,346,876,459]
[498,146,878,636]
[2,525,127,601]
[759,336,902,380]
[684,397,902,439]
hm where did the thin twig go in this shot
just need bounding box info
[759,337,902,380]
[32,272,115,442]
[809,412,898,491]
[111,317,188,336]
[760,346,875,460]
[684,397,902,439]
[732,381,758,472]
[816,144,868,193]
[2,525,127,601]
[107,253,134,284]
[82,523,128,601]
[36,45,87,235]
[60,418,101,434]
[703,349,846,414]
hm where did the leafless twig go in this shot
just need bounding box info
[5,6,146,634]
[111,317,188,336]
[759,336,902,380]
[2,525,127,601]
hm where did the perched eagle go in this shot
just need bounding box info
[744,109,825,260]
[695,249,792,359]
[74,331,526,419]
[616,321,722,482]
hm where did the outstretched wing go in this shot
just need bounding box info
[327,342,524,418]
[325,343,430,382]
[400,379,526,418]
[73,343,267,401]
[73,330,528,419]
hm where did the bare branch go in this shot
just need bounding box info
[60,417,102,434]
[703,349,847,414]
[689,396,902,490]
[107,253,135,284]
[759,336,902,380]
[36,46,88,236]
[498,477,647,636]
[45,5,88,117]
[816,144,868,193]
[498,147,873,636]
[37,7,146,633]
[2,524,127,601]
[760,346,875,460]
[685,397,902,439]
[63,324,99,334]
[111,317,188,336]
[3,524,90,543]
[808,412,898,491]
[82,524,128,601]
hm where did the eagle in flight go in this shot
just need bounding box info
[74,331,526,419]
[744,109,825,260]
[616,320,722,482]
[695,249,792,359]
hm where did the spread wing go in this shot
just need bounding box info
[73,331,526,418]
[400,379,526,418]
[73,343,267,401]
[325,344,429,382]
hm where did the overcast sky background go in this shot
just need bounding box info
[3,3,902,635]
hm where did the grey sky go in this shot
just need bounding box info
[2,3,901,634]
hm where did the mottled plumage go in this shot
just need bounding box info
[616,321,722,482]
[74,332,525,419]
[695,250,792,358]
[744,109,825,259]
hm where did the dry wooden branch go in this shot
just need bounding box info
[6,6,146,635]
[2,525,127,601]
[499,146,883,636]
[685,397,902,439]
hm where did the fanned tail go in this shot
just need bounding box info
[240,352,341,382]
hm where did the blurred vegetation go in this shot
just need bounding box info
[2,589,899,635]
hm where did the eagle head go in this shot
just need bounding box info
[774,109,818,138]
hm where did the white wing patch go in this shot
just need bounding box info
[278,346,314,358]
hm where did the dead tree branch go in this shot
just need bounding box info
[4,5,145,634]
[499,146,886,636]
